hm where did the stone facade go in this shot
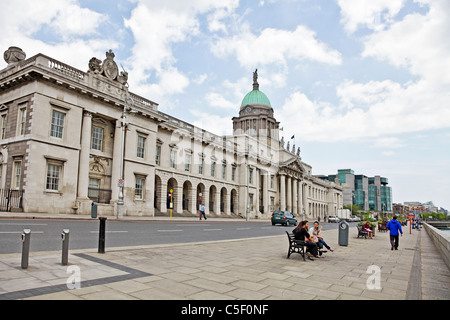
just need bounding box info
[0,47,342,219]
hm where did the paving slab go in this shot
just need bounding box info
[0,223,448,303]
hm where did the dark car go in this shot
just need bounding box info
[271,211,298,226]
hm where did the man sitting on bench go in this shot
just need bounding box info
[293,220,321,260]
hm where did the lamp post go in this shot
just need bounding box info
[246,163,250,222]
[117,92,134,219]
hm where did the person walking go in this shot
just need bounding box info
[387,215,403,250]
[200,204,207,220]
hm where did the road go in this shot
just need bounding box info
[0,218,346,254]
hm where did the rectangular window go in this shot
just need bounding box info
[46,164,62,191]
[50,110,65,138]
[185,154,191,172]
[1,113,7,139]
[91,126,104,151]
[249,168,253,184]
[137,135,146,158]
[18,107,27,135]
[170,149,176,169]
[155,145,161,165]
[270,175,274,189]
[222,164,226,179]
[211,161,216,177]
[231,167,236,181]
[88,178,100,198]
[13,161,22,190]
[135,177,145,200]
[199,156,204,175]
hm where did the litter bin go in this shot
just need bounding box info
[338,220,349,246]
[91,201,98,218]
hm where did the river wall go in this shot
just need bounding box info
[423,222,450,270]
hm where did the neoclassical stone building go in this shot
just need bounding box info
[0,47,342,219]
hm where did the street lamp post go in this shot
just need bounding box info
[117,93,134,219]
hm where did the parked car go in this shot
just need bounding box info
[351,216,361,222]
[271,211,298,226]
[328,215,340,223]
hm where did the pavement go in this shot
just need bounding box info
[0,213,449,303]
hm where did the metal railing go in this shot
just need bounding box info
[0,189,24,212]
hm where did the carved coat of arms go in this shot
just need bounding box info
[88,49,128,85]
[102,50,119,81]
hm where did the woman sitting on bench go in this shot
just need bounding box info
[293,220,321,260]
[363,221,374,239]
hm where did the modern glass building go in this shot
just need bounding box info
[319,169,392,212]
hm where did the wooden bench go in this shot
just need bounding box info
[357,225,368,239]
[286,231,306,261]
[378,222,388,232]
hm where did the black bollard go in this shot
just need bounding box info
[61,229,70,265]
[98,217,107,253]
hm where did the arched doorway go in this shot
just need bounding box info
[230,189,238,214]
[167,178,177,210]
[182,181,192,212]
[220,187,227,214]
[209,185,217,214]
[196,183,205,210]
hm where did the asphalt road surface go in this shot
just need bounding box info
[0,218,346,254]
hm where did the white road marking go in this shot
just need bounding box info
[90,231,128,233]
[0,231,44,234]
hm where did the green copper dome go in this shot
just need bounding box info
[241,89,271,107]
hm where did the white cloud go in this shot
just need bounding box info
[204,93,236,110]
[280,0,450,143]
[211,24,342,69]
[124,0,239,105]
[338,0,407,33]
[190,109,233,136]
[0,0,112,70]
[362,0,450,85]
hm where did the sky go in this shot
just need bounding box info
[1,0,449,211]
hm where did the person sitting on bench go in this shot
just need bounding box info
[292,220,321,260]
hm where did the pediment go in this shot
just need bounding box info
[279,157,305,179]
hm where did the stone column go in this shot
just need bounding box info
[77,111,92,200]
[214,189,220,215]
[255,169,260,217]
[203,188,210,215]
[298,180,303,217]
[287,176,292,212]
[280,174,286,211]
[175,185,183,214]
[159,179,167,214]
[224,191,230,215]
[189,185,197,215]
[293,179,298,215]
[263,172,269,215]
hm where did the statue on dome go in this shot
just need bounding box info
[253,69,259,90]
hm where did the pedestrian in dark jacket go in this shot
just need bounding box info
[292,220,320,260]
[387,216,403,250]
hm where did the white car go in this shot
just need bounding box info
[328,215,340,223]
